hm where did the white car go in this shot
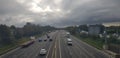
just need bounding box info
[66,32,70,38]
[67,38,72,45]
[67,38,72,41]
[39,49,47,55]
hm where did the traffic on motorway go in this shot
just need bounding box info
[0,0,120,58]
[0,30,110,58]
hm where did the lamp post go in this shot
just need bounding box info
[103,28,108,50]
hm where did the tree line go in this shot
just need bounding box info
[65,24,120,44]
[0,22,56,45]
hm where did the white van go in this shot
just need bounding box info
[66,32,70,38]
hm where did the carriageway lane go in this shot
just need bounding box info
[1,31,58,58]
[1,30,110,58]
[59,30,110,58]
[45,31,61,58]
[60,31,93,58]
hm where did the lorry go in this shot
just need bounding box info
[21,40,35,48]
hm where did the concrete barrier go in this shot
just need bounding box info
[104,50,120,58]
[116,54,120,58]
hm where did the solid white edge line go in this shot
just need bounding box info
[59,34,62,58]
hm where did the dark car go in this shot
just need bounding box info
[49,38,53,41]
[47,36,50,38]
[38,38,42,42]
[44,39,47,41]
[39,39,42,42]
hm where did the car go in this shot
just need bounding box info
[38,39,42,42]
[67,38,72,42]
[66,32,70,38]
[49,38,53,41]
[39,49,47,55]
[67,41,72,45]
[44,39,47,41]
[47,36,50,38]
[67,38,72,46]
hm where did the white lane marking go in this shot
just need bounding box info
[62,35,73,58]
[74,36,111,58]
[55,38,57,58]
[0,47,21,58]
[73,38,95,58]
[35,42,45,57]
[52,47,55,58]
[59,35,62,58]
[73,42,87,58]
[46,32,58,58]
[46,36,56,58]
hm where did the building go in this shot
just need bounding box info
[88,24,104,35]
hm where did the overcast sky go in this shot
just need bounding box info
[0,0,120,27]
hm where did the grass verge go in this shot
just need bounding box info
[75,35,104,50]
[17,37,31,45]
[0,44,18,55]
[0,37,30,55]
[0,34,44,55]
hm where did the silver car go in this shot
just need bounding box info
[39,49,47,55]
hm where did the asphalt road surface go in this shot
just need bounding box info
[0,30,110,58]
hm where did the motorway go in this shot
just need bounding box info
[0,30,110,58]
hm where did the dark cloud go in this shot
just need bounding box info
[55,0,120,27]
[0,0,29,15]
[0,0,120,27]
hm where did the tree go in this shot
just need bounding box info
[0,25,12,44]
[78,25,88,31]
[0,23,56,45]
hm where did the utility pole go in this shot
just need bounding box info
[104,31,107,45]
[103,27,108,50]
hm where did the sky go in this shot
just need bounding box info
[0,0,120,27]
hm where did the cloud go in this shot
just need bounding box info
[0,0,120,27]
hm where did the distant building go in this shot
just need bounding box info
[88,24,104,35]
[118,36,120,40]
[80,30,88,35]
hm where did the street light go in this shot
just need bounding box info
[103,31,107,45]
[103,28,108,50]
